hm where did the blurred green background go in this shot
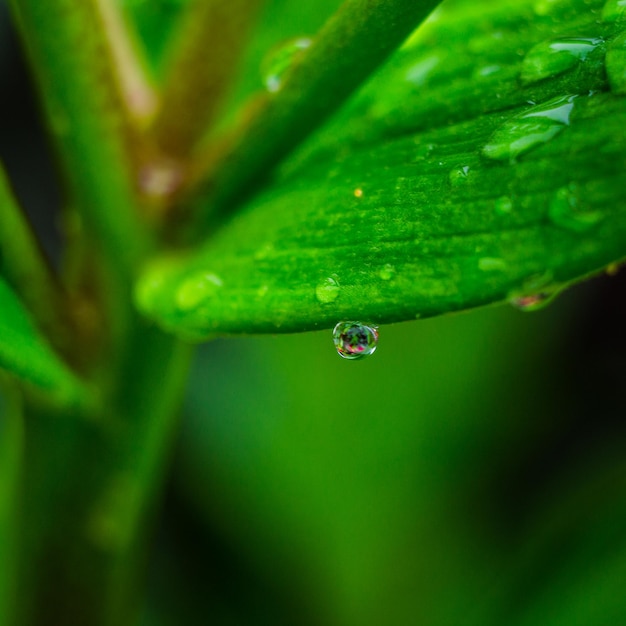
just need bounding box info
[147,281,626,626]
[1,0,626,624]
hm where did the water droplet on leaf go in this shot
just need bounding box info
[333,321,379,360]
[379,264,396,280]
[510,292,557,311]
[175,271,223,311]
[448,165,471,186]
[316,276,340,303]
[494,196,513,215]
[405,55,440,85]
[602,0,626,22]
[482,95,577,161]
[520,38,602,85]
[509,271,561,311]
[606,31,626,94]
[533,0,566,16]
[548,184,603,232]
[261,38,312,92]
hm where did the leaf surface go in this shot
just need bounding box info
[138,0,626,339]
[0,277,89,407]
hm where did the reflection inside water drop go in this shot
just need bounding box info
[333,321,379,360]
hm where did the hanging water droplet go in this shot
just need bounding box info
[448,165,471,186]
[333,321,379,360]
[509,292,557,311]
[520,37,602,85]
[494,195,513,215]
[482,95,577,162]
[379,264,396,281]
[606,32,626,94]
[175,271,223,311]
[602,0,626,22]
[548,184,603,232]
[509,271,560,311]
[261,37,312,92]
[315,276,340,303]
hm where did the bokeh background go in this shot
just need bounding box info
[2,1,626,624]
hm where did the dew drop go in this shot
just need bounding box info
[448,165,471,186]
[533,0,565,16]
[548,184,603,232]
[482,95,577,162]
[494,195,513,215]
[520,37,602,85]
[509,292,556,311]
[333,321,379,360]
[379,264,396,280]
[602,0,626,22]
[315,276,340,303]
[405,55,440,85]
[175,271,223,311]
[606,31,626,94]
[261,38,312,92]
[509,271,560,311]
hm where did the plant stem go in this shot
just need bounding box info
[9,0,152,279]
[94,0,157,124]
[187,0,442,235]
[18,322,192,626]
[150,0,264,162]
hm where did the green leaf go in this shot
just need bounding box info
[0,382,22,626]
[137,0,626,339]
[0,277,91,408]
[189,0,444,228]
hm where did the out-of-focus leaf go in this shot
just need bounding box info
[137,0,626,339]
[0,383,21,626]
[0,277,90,407]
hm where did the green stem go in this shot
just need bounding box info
[187,0,442,234]
[9,0,151,278]
[18,322,192,626]
[94,0,157,125]
[150,0,265,161]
